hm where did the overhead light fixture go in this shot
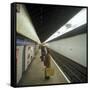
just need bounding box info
[44,8,87,43]
[65,24,72,29]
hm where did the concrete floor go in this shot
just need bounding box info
[18,50,68,86]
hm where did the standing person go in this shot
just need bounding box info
[44,48,51,79]
[40,45,52,80]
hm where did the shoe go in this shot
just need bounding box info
[45,76,50,80]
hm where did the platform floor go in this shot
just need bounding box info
[18,50,68,86]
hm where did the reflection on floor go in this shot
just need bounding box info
[18,50,68,86]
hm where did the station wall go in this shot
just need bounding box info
[16,43,38,84]
[46,33,87,67]
[16,46,24,84]
[16,4,40,44]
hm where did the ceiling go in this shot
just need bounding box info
[25,3,82,42]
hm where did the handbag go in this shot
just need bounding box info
[46,67,55,76]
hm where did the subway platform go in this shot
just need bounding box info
[18,49,68,86]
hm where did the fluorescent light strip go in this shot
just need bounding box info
[44,8,86,43]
